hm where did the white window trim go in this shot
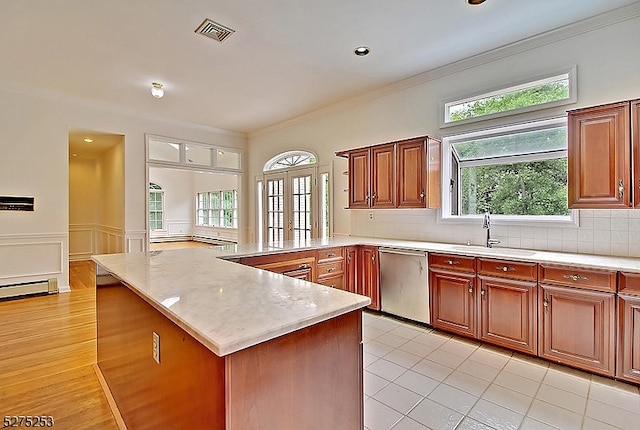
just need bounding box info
[440,66,577,129]
[439,117,579,228]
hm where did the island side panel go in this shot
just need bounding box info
[96,275,226,430]
[225,309,364,430]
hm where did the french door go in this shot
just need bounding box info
[264,167,316,244]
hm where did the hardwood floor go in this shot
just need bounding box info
[0,261,119,429]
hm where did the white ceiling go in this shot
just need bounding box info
[1,0,638,134]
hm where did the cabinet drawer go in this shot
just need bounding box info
[317,274,345,290]
[538,264,616,293]
[429,253,476,272]
[317,260,344,277]
[478,258,537,281]
[317,247,344,263]
[619,272,640,296]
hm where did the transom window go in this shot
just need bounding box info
[264,151,316,171]
[443,118,571,220]
[443,68,576,126]
[197,190,238,228]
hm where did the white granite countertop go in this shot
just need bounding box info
[93,236,640,358]
[93,248,371,357]
[211,236,640,274]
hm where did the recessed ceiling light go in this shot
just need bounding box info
[467,0,487,4]
[354,46,370,56]
[83,138,93,143]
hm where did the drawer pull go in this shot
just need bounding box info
[445,259,460,265]
[299,264,311,269]
[326,252,336,257]
[563,274,589,282]
[326,267,335,273]
[497,265,515,272]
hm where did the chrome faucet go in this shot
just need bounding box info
[483,211,501,248]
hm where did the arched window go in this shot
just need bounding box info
[263,150,317,171]
[149,183,164,231]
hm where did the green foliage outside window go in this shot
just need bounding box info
[449,80,569,122]
[461,159,569,216]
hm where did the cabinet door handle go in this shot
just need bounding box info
[468,281,473,294]
[480,287,486,298]
[445,259,460,265]
[347,255,352,263]
[371,254,376,263]
[619,179,624,199]
[543,295,549,312]
[365,194,370,203]
[563,274,589,282]
[496,265,515,272]
[372,193,377,201]
[420,191,425,201]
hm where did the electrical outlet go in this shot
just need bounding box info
[152,331,160,364]
[368,212,374,220]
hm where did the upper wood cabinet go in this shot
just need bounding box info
[370,144,396,208]
[337,136,441,209]
[567,100,639,208]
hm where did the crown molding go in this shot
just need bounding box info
[248,2,640,139]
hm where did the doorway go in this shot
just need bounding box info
[68,129,125,261]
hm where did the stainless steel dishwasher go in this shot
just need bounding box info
[378,247,430,324]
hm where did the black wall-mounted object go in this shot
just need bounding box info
[0,196,35,211]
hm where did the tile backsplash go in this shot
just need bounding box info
[349,209,640,258]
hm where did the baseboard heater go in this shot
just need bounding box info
[0,278,58,300]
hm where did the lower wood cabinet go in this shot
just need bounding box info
[539,284,616,377]
[617,295,640,384]
[345,246,358,294]
[359,246,380,310]
[618,272,640,384]
[479,277,537,355]
[430,269,476,338]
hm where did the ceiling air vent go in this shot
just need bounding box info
[195,19,235,43]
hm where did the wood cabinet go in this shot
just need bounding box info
[345,246,358,294]
[396,137,441,208]
[359,246,380,310]
[617,272,640,384]
[429,254,477,339]
[316,247,345,290]
[337,135,441,209]
[370,144,396,208]
[239,251,317,282]
[478,259,538,355]
[538,264,616,377]
[568,100,640,208]
[347,148,371,209]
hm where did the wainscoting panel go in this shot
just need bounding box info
[125,230,147,253]
[0,237,64,286]
[69,224,94,261]
[167,219,193,237]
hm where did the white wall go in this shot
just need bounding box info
[247,14,640,257]
[0,84,246,289]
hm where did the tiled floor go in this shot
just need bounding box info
[362,311,640,430]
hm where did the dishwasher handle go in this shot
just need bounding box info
[378,247,427,257]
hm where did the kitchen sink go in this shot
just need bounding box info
[449,245,537,257]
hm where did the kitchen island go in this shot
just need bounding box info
[93,248,370,430]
